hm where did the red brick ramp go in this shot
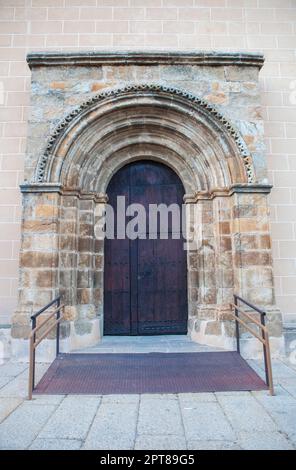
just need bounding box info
[34,351,267,395]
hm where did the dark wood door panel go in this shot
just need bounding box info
[137,238,187,334]
[104,160,188,336]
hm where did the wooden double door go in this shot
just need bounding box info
[104,161,188,335]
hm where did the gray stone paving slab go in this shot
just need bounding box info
[0,403,56,449]
[254,394,296,445]
[137,397,183,436]
[0,362,27,377]
[135,434,187,450]
[0,397,22,423]
[83,402,138,450]
[281,384,296,398]
[280,358,296,371]
[29,395,66,405]
[187,440,241,450]
[272,384,293,396]
[178,392,217,404]
[238,431,294,450]
[252,384,291,398]
[39,396,100,440]
[180,402,236,441]
[0,376,12,389]
[29,438,82,450]
[217,395,276,432]
[215,391,251,397]
[277,377,296,398]
[102,394,139,404]
[270,362,296,379]
[140,393,178,400]
[0,375,28,398]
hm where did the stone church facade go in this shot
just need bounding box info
[0,1,295,361]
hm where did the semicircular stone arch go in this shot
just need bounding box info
[35,83,256,191]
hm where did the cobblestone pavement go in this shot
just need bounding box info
[0,338,296,450]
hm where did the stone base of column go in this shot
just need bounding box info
[189,304,285,359]
[11,316,103,362]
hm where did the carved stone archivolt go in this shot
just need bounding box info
[35,84,255,187]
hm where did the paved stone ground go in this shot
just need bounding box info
[0,336,296,450]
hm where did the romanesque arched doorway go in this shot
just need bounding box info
[104,160,188,336]
[14,55,284,359]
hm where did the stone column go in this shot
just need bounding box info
[184,198,199,335]
[93,195,107,327]
[58,193,79,334]
[187,196,219,344]
[12,185,61,359]
[231,185,284,356]
[211,194,236,348]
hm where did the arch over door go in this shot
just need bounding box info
[104,161,188,335]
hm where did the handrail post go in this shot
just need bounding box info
[31,316,36,390]
[234,295,240,354]
[260,312,269,387]
[233,293,274,396]
[56,297,60,357]
[264,332,275,396]
[28,334,34,400]
[28,295,63,400]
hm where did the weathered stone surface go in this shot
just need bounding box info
[217,395,276,432]
[12,52,283,358]
[74,320,92,336]
[35,205,58,219]
[20,251,58,268]
[138,396,183,436]
[205,321,222,336]
[63,305,77,321]
[83,402,137,450]
[225,65,259,82]
[135,434,187,450]
[39,396,100,440]
[35,270,57,288]
[23,220,58,233]
[188,440,241,450]
[180,401,236,441]
[223,321,236,337]
[77,288,92,304]
[0,398,22,424]
[238,431,293,450]
[0,403,57,449]
[29,438,82,450]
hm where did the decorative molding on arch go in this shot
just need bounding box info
[20,182,272,202]
[183,183,272,203]
[19,182,108,202]
[27,50,265,68]
[35,83,255,184]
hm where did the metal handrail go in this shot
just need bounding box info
[28,296,64,400]
[231,294,274,396]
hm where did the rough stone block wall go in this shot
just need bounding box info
[0,0,295,325]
